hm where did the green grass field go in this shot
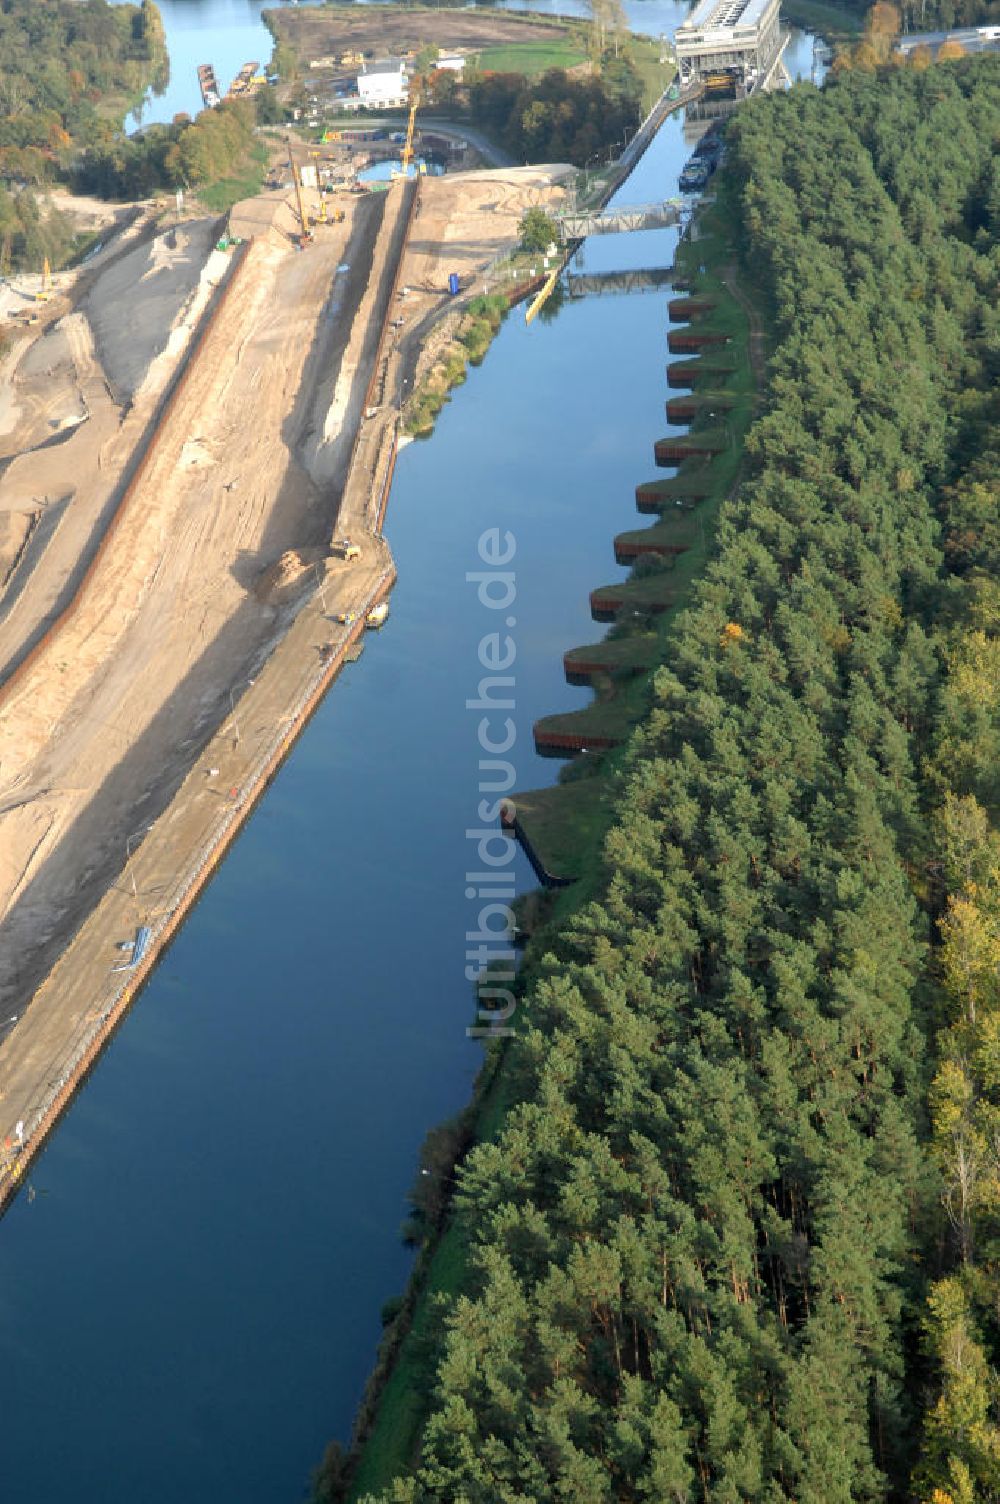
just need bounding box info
[510,780,613,881]
[565,633,663,675]
[347,1223,468,1499]
[474,38,587,76]
[624,34,678,112]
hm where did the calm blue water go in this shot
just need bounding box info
[358,158,443,180]
[0,19,820,1502]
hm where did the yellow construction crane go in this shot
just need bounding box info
[35,257,52,302]
[393,80,421,180]
[287,145,314,247]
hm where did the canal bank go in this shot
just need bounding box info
[0,31,821,1504]
[0,175,681,1504]
[337,165,766,1504]
[0,174,424,1210]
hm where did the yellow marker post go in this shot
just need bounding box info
[525,268,560,325]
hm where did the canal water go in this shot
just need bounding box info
[1,23,819,1504]
[357,158,444,181]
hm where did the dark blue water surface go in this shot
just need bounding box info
[0,30,818,1500]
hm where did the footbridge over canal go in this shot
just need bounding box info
[556,199,684,238]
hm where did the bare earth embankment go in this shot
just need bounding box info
[0,163,568,1198]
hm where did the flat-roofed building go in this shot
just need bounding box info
[674,0,788,95]
[357,58,409,108]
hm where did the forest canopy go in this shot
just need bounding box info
[0,0,169,270]
[825,0,997,29]
[353,54,1000,1504]
[463,66,643,167]
[0,0,167,185]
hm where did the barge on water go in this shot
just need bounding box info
[227,61,262,100]
[198,63,221,109]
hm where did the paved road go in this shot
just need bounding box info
[420,117,516,169]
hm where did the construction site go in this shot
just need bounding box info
[0,145,571,1203]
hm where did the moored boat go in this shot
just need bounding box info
[197,63,220,108]
[226,61,263,100]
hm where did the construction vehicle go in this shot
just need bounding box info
[391,81,420,180]
[332,537,361,562]
[287,145,314,247]
[35,258,52,303]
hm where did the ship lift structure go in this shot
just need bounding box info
[673,0,790,98]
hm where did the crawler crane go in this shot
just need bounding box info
[392,81,421,180]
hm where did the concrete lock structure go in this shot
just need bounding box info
[674,0,789,98]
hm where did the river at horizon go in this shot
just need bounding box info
[125,0,825,126]
[0,17,821,1502]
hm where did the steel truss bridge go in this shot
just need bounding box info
[556,200,684,238]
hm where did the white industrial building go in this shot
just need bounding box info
[357,58,409,108]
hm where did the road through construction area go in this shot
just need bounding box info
[0,161,571,1206]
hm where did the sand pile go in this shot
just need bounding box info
[254,549,312,602]
[228,194,302,247]
[405,166,571,291]
[82,219,218,401]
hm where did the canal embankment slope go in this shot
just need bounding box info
[0,163,573,1208]
[0,190,395,1194]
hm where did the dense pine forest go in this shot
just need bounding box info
[350,56,1000,1504]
